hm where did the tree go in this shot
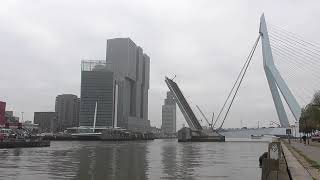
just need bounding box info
[312,90,320,105]
[299,90,320,133]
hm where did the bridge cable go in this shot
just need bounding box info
[269,35,320,87]
[271,47,320,78]
[268,23,320,49]
[271,47,320,102]
[216,34,261,130]
[269,36,320,65]
[266,23,320,113]
[268,30,320,61]
[274,59,320,95]
[272,50,320,87]
[275,62,318,100]
[267,26,320,106]
[212,35,261,129]
[268,29,320,57]
[269,38,320,64]
[270,38,320,68]
[270,63,313,105]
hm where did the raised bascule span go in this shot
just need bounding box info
[165,77,202,130]
[165,77,225,142]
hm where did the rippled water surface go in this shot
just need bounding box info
[0,139,268,180]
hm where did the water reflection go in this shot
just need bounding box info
[72,142,149,180]
[161,141,177,179]
[0,139,267,180]
[179,143,201,179]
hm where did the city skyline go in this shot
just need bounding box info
[1,1,320,129]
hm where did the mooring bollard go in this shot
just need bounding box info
[261,142,281,180]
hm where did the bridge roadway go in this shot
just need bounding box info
[220,127,287,138]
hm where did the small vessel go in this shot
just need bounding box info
[70,102,155,141]
[71,101,102,140]
[251,134,264,139]
[71,132,102,140]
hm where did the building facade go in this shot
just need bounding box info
[106,38,150,131]
[79,38,150,132]
[161,91,176,133]
[0,101,5,125]
[79,61,115,127]
[34,112,58,132]
[55,94,80,130]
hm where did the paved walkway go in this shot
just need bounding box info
[281,143,311,180]
[290,141,320,164]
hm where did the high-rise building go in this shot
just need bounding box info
[79,61,115,127]
[55,94,80,131]
[34,112,58,132]
[0,101,6,125]
[79,38,150,132]
[161,91,176,133]
[107,38,150,131]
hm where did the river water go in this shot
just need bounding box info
[0,139,268,180]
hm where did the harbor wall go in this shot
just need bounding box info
[261,140,312,180]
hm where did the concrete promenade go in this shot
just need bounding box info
[290,141,320,164]
[283,140,320,179]
[281,142,312,180]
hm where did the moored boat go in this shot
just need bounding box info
[0,128,50,148]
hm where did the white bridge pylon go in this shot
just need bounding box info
[260,14,301,127]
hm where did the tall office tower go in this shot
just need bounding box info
[55,94,80,130]
[34,112,58,132]
[161,91,176,133]
[106,38,150,131]
[79,61,114,127]
[0,101,5,125]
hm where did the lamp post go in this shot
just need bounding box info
[304,116,308,145]
[310,104,320,144]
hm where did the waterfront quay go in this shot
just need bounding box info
[261,138,320,180]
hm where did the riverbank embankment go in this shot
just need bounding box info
[282,140,320,179]
[261,139,318,180]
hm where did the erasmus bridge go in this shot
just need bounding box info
[165,14,320,139]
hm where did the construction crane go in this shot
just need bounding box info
[196,105,214,132]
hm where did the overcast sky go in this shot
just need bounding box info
[1,0,320,129]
